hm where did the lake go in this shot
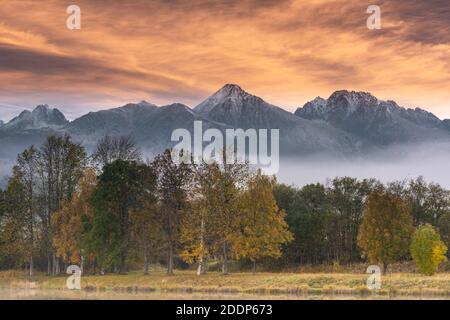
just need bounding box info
[0,288,448,300]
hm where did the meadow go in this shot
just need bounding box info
[1,267,450,299]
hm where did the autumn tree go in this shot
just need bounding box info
[153,149,192,275]
[52,168,97,271]
[410,224,447,275]
[357,191,414,274]
[233,171,293,274]
[180,198,209,275]
[327,177,382,263]
[209,158,250,275]
[179,161,218,275]
[439,211,450,258]
[37,134,86,275]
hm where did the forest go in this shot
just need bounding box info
[0,134,448,277]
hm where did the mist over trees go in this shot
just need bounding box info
[0,135,86,276]
[0,134,449,275]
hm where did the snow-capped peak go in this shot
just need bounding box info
[163,103,196,115]
[3,104,68,131]
[294,96,327,119]
[137,100,154,107]
[34,104,50,112]
[194,83,265,115]
[118,100,158,112]
[327,90,379,111]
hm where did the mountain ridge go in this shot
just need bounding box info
[1,104,68,131]
[295,90,450,146]
[1,85,449,160]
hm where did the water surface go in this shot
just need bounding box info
[0,288,448,300]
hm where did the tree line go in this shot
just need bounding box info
[273,176,449,273]
[0,134,448,276]
[0,134,291,276]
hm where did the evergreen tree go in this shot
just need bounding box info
[129,164,161,275]
[90,160,146,273]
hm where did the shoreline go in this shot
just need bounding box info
[2,271,450,299]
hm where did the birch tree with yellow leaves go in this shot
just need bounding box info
[52,168,96,271]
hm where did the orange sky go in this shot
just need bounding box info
[0,0,449,120]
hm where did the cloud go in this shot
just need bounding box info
[0,0,448,120]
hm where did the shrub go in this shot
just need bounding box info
[410,224,448,275]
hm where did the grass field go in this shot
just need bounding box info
[1,268,450,298]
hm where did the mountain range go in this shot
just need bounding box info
[1,84,450,167]
[295,91,450,147]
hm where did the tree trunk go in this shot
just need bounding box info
[222,242,229,275]
[119,204,130,275]
[383,262,388,275]
[47,254,52,276]
[167,242,174,275]
[28,214,34,277]
[119,253,127,274]
[196,218,207,276]
[29,255,34,277]
[56,257,61,275]
[197,257,207,276]
[143,254,149,275]
[52,253,57,276]
[252,260,256,275]
[143,241,149,275]
[201,259,207,274]
[80,252,84,275]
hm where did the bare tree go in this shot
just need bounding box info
[92,135,142,169]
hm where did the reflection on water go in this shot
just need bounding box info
[0,288,448,300]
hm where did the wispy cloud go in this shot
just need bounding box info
[0,0,448,120]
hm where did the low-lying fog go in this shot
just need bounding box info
[2,142,450,189]
[277,142,450,188]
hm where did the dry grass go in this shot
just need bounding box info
[1,268,450,298]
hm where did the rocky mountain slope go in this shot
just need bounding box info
[1,104,68,131]
[0,85,449,165]
[295,90,450,147]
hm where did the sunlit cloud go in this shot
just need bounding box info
[0,0,448,121]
